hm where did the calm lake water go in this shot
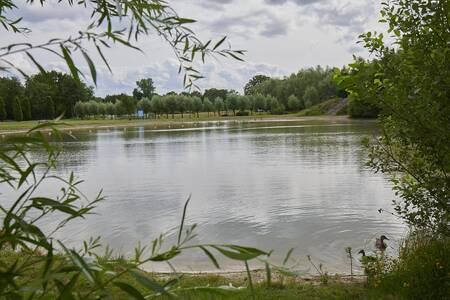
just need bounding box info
[11,117,407,274]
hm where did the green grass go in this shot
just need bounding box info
[297,98,348,117]
[1,250,401,299]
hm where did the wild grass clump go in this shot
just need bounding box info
[375,232,450,300]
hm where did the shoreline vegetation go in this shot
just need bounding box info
[0,97,367,136]
[0,113,371,136]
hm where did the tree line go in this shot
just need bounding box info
[244,66,347,110]
[0,71,92,121]
[0,66,350,122]
[73,93,298,119]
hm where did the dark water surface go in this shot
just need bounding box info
[11,117,407,273]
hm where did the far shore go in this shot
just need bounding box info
[0,114,375,136]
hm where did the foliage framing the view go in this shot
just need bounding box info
[0,0,244,89]
[336,0,450,235]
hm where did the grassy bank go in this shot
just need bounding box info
[1,250,395,300]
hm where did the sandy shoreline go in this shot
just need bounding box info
[151,269,366,285]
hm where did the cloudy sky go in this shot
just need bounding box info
[2,0,384,96]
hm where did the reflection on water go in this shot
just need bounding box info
[6,118,407,273]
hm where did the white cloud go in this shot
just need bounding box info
[1,0,384,96]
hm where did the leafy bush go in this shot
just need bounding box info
[336,0,450,234]
[376,233,450,300]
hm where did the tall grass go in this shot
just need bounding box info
[375,232,450,300]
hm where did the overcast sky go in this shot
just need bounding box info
[2,0,384,96]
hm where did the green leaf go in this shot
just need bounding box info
[114,282,146,300]
[59,242,96,284]
[283,248,294,265]
[177,195,191,245]
[211,245,266,261]
[25,51,46,74]
[149,248,181,262]
[60,44,80,82]
[81,50,97,85]
[130,271,169,296]
[199,246,220,269]
[213,36,227,51]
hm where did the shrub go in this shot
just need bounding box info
[376,233,450,300]
[236,110,249,116]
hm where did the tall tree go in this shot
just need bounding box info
[203,98,213,116]
[336,0,450,235]
[133,78,156,100]
[0,97,6,121]
[24,71,91,119]
[226,94,239,116]
[0,77,24,120]
[192,96,203,118]
[20,97,32,120]
[287,95,301,111]
[244,75,270,95]
[12,97,23,121]
[203,88,228,102]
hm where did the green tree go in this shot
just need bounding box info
[214,97,224,116]
[176,95,187,118]
[140,97,152,117]
[244,74,270,95]
[12,97,23,121]
[336,0,450,234]
[203,98,214,116]
[268,96,284,115]
[254,94,267,113]
[303,86,319,108]
[97,102,107,118]
[204,88,228,102]
[133,78,155,100]
[164,95,178,118]
[287,94,301,111]
[226,94,239,116]
[74,102,85,119]
[237,96,249,112]
[20,97,32,120]
[114,101,126,117]
[0,77,24,120]
[192,96,203,118]
[119,95,136,117]
[106,102,115,117]
[151,95,163,118]
[24,71,91,119]
[0,97,6,121]
[87,100,98,117]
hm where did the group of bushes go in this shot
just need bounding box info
[359,233,450,300]
[73,93,306,119]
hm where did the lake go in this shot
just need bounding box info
[16,117,407,274]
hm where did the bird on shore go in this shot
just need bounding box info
[358,250,377,279]
[375,235,389,251]
[358,250,377,263]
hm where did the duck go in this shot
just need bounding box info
[375,235,389,251]
[358,250,376,263]
[358,249,377,279]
